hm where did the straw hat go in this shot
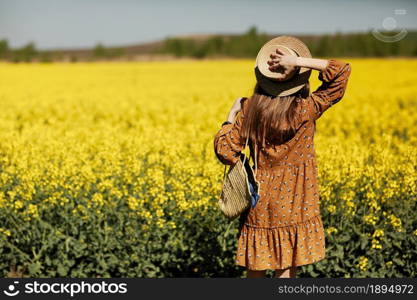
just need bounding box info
[255,36,312,97]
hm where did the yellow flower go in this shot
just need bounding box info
[156,218,165,228]
[127,196,139,210]
[0,228,11,237]
[327,205,336,214]
[91,193,104,206]
[372,229,384,238]
[387,214,403,232]
[357,256,368,271]
[14,200,24,210]
[363,215,378,226]
[326,227,338,235]
[155,208,164,217]
[7,191,16,200]
[167,221,177,229]
[385,261,393,267]
[371,239,382,249]
[27,204,39,218]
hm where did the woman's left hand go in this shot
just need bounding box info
[227,97,245,122]
[230,97,244,114]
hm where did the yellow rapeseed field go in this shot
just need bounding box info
[0,59,416,277]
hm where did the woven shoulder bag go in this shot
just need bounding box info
[218,135,261,220]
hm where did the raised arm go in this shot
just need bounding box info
[269,51,329,72]
[295,57,329,72]
[268,52,351,121]
[301,58,352,121]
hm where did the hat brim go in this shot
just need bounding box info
[255,66,311,97]
[255,36,312,97]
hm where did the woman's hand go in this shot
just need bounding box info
[227,97,245,122]
[230,97,244,113]
[267,48,298,71]
[267,48,299,81]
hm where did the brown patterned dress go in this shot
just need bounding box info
[213,59,351,270]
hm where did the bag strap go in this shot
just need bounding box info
[222,134,250,181]
[222,132,258,181]
[247,121,258,178]
[241,134,250,166]
[254,139,258,178]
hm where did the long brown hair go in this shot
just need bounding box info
[241,82,310,161]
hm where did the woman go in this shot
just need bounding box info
[213,36,351,278]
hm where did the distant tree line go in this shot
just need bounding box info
[91,43,125,59]
[0,40,41,62]
[159,26,417,58]
[0,40,125,63]
[1,26,417,62]
[159,27,269,58]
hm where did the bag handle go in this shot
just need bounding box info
[222,133,258,181]
[244,121,258,178]
[248,122,258,178]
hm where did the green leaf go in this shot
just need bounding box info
[28,262,42,275]
[338,234,351,243]
[57,264,68,277]
[360,237,368,250]
[392,258,404,266]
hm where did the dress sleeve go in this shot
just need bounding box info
[213,97,249,165]
[302,59,352,121]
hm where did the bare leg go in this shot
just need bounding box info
[246,269,266,278]
[275,267,297,278]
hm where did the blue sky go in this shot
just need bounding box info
[0,0,416,50]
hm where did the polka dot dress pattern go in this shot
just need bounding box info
[214,59,351,271]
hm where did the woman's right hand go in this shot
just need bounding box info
[267,48,298,71]
[267,48,300,81]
